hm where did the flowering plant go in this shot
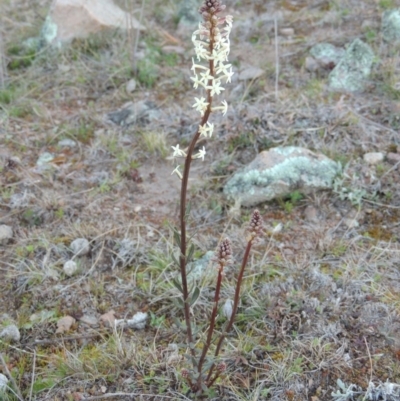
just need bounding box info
[170,1,263,397]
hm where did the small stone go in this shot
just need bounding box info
[304,205,319,222]
[387,152,400,164]
[0,324,21,342]
[382,9,400,42]
[363,152,384,165]
[126,78,137,94]
[126,312,148,329]
[79,315,98,326]
[36,152,54,166]
[0,373,8,393]
[70,238,90,256]
[162,45,185,54]
[0,225,13,245]
[279,27,294,37]
[58,138,77,147]
[238,66,264,81]
[344,218,359,229]
[63,260,78,276]
[223,299,233,319]
[305,56,319,72]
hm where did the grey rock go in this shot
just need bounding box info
[0,225,13,245]
[309,43,345,69]
[382,9,400,42]
[187,251,214,280]
[387,152,400,164]
[363,152,384,165]
[79,315,98,327]
[0,373,8,393]
[70,238,90,256]
[125,78,137,94]
[328,39,374,92]
[0,324,21,342]
[116,312,148,330]
[305,56,319,72]
[224,146,341,207]
[177,0,200,26]
[238,66,264,81]
[63,260,78,276]
[36,152,55,166]
[107,101,160,126]
[58,138,77,147]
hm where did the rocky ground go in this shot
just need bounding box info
[1,0,400,400]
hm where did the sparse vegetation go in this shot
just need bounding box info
[1,0,400,400]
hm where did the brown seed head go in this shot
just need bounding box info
[217,361,227,372]
[181,368,189,378]
[249,209,263,239]
[199,0,226,18]
[216,238,232,266]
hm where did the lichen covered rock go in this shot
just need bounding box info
[224,146,341,207]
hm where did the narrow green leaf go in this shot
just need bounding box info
[173,230,181,248]
[185,201,191,219]
[190,286,200,306]
[171,252,180,267]
[186,243,195,263]
[171,278,183,293]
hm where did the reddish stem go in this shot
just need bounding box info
[206,238,254,384]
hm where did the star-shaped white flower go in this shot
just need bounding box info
[171,144,187,158]
[212,100,228,116]
[171,165,183,180]
[193,146,206,161]
[192,97,209,115]
[208,79,225,97]
[199,122,214,138]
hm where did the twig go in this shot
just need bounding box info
[274,16,279,101]
[0,352,25,401]
[28,351,36,401]
[132,0,145,74]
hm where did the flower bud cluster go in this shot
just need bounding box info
[215,238,233,267]
[248,209,263,240]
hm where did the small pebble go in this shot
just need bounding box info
[58,139,77,148]
[305,56,319,72]
[126,79,137,94]
[363,152,384,165]
[70,238,90,256]
[79,315,98,327]
[280,27,295,37]
[387,152,400,164]
[0,324,21,342]
[63,260,78,276]
[0,373,8,392]
[0,225,13,245]
[126,312,148,329]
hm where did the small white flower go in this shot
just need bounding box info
[208,79,225,97]
[191,74,206,89]
[171,144,187,158]
[192,97,209,115]
[171,165,183,180]
[193,146,206,161]
[212,100,228,116]
[200,69,213,83]
[199,122,214,138]
[223,67,234,83]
